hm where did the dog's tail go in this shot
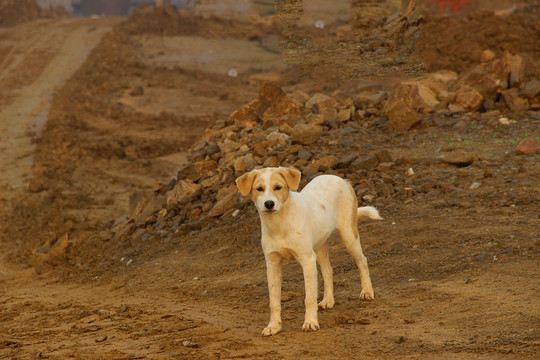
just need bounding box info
[357,206,383,221]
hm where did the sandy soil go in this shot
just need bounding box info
[0,1,539,359]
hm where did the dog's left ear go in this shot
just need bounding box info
[279,167,301,191]
[236,170,257,196]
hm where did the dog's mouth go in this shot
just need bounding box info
[263,209,277,213]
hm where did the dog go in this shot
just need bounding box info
[236,166,382,336]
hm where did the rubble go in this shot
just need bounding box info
[100,47,538,248]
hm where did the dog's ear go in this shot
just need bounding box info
[279,167,301,191]
[236,171,257,196]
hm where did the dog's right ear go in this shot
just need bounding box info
[236,171,257,196]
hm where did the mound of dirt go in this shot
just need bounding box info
[417,10,540,73]
[122,4,277,39]
[0,0,41,27]
[0,0,68,27]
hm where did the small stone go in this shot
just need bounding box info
[442,151,478,167]
[167,180,202,205]
[351,154,379,170]
[480,49,495,63]
[292,123,321,145]
[453,85,483,112]
[374,149,392,163]
[337,153,358,168]
[315,155,339,169]
[337,108,351,122]
[515,138,539,155]
[470,182,481,190]
[297,150,313,160]
[207,193,238,217]
[130,86,144,96]
[182,340,199,348]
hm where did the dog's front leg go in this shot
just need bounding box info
[262,252,283,336]
[299,253,320,331]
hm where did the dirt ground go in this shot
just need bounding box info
[0,1,539,359]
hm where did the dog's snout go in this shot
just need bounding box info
[264,200,275,210]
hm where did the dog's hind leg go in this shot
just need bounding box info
[316,242,335,309]
[337,210,374,301]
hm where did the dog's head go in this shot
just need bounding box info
[236,167,301,214]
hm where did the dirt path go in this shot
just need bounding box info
[0,18,119,274]
[0,18,118,200]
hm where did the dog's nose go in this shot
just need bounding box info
[264,200,275,210]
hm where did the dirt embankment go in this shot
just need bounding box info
[0,0,68,27]
[417,10,540,73]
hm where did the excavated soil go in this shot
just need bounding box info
[0,1,539,359]
[417,10,540,73]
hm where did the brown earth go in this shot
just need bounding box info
[417,9,540,73]
[1,1,539,359]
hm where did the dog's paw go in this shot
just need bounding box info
[318,298,335,309]
[261,323,281,336]
[360,289,374,301]
[302,319,320,332]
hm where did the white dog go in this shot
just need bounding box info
[236,166,382,336]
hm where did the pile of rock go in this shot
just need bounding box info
[116,83,401,244]
[384,50,540,130]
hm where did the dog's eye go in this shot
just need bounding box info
[256,187,264,192]
[274,185,282,191]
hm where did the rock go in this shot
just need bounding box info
[233,156,247,174]
[297,150,313,160]
[289,90,310,107]
[337,108,352,122]
[314,155,339,169]
[337,153,359,168]
[167,180,202,205]
[252,83,300,125]
[230,102,260,128]
[515,138,539,155]
[305,93,338,122]
[480,49,495,63]
[207,193,238,217]
[194,160,218,178]
[134,194,165,226]
[263,156,279,167]
[453,85,483,112]
[177,162,201,182]
[502,52,525,88]
[266,130,290,146]
[351,154,379,170]
[302,162,319,176]
[292,123,321,145]
[374,149,392,163]
[219,138,241,153]
[243,153,259,171]
[470,182,482,190]
[48,233,70,265]
[383,97,422,131]
[501,88,529,112]
[336,24,353,37]
[520,79,540,99]
[455,59,508,100]
[441,151,478,167]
